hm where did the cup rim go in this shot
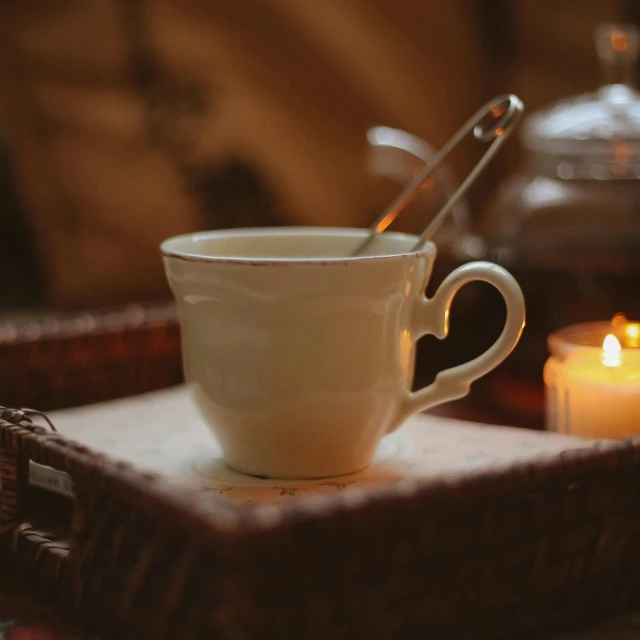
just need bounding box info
[161,226,436,265]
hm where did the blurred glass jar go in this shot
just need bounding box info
[478,24,640,424]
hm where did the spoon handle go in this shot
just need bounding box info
[351,94,524,257]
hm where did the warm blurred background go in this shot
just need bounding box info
[0,0,636,308]
[1,0,640,425]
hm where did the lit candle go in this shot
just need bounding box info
[544,319,640,438]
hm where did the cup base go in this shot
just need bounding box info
[225,461,370,481]
[188,429,411,486]
[224,459,371,481]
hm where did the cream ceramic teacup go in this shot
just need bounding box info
[162,227,525,479]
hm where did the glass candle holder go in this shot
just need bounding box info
[544,320,640,438]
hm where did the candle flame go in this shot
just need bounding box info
[602,333,622,367]
[625,323,640,348]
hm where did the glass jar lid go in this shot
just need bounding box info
[523,24,640,180]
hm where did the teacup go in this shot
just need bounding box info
[162,227,525,478]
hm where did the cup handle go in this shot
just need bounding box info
[392,261,525,432]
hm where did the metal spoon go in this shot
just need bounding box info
[351,94,524,256]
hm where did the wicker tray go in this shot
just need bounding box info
[0,302,182,411]
[1,304,640,640]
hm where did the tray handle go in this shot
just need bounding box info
[0,408,72,593]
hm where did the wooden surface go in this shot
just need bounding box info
[0,574,76,639]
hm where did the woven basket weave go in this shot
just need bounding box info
[1,304,640,639]
[0,303,182,411]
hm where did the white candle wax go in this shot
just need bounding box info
[544,321,640,438]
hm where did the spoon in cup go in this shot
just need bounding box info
[351,94,524,256]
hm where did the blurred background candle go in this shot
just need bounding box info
[544,318,640,438]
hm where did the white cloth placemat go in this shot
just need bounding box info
[34,384,599,505]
